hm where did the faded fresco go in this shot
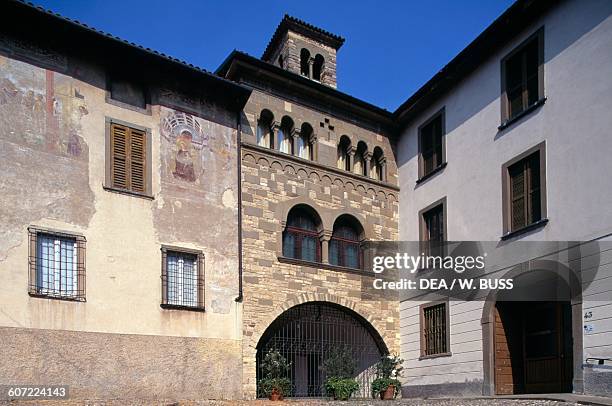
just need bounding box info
[155,106,238,313]
[0,54,95,260]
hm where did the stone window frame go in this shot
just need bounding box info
[419,300,452,359]
[27,226,86,302]
[160,245,205,312]
[501,141,548,240]
[103,117,153,200]
[275,197,373,275]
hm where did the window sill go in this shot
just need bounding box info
[501,218,549,241]
[160,303,206,312]
[498,97,547,131]
[419,352,452,361]
[416,162,447,185]
[277,256,370,276]
[28,292,86,302]
[103,185,154,200]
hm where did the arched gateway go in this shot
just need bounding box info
[256,301,388,398]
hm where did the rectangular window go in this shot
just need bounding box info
[501,29,544,123]
[503,143,546,235]
[420,198,446,258]
[105,120,151,197]
[420,302,450,357]
[161,247,204,310]
[419,109,445,179]
[28,228,85,301]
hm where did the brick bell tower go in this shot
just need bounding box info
[261,15,345,88]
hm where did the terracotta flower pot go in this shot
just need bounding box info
[269,388,282,401]
[381,384,395,400]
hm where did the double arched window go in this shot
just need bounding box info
[277,116,294,154]
[329,215,363,269]
[282,206,365,270]
[282,206,321,262]
[300,48,325,81]
[337,135,351,171]
[354,141,368,177]
[297,123,314,160]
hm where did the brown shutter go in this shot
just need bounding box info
[110,124,128,190]
[510,163,526,231]
[130,128,146,193]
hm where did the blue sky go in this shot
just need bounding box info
[32,0,514,110]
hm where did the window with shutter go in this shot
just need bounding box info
[420,200,446,259]
[501,29,544,123]
[419,110,445,179]
[502,143,546,237]
[108,122,149,196]
[508,152,541,231]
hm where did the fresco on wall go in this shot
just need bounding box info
[161,111,208,183]
[0,53,95,260]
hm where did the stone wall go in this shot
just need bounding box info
[239,142,400,398]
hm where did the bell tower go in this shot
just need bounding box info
[262,15,344,88]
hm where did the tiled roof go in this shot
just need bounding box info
[261,14,345,61]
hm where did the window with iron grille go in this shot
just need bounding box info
[420,200,445,258]
[105,120,151,197]
[329,222,362,269]
[282,207,321,262]
[161,247,204,310]
[507,150,542,232]
[419,110,445,179]
[28,228,86,301]
[420,302,449,357]
[501,29,544,123]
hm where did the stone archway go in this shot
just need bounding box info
[243,293,394,399]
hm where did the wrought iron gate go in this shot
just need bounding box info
[256,302,386,398]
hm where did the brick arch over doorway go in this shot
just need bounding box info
[242,292,395,399]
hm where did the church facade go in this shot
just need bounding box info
[0,0,611,401]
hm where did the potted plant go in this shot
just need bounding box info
[258,349,292,401]
[371,354,404,400]
[323,347,360,400]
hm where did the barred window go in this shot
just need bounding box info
[282,206,321,262]
[28,228,86,301]
[421,302,449,357]
[329,215,363,269]
[161,247,204,310]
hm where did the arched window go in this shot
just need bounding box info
[300,48,311,77]
[297,123,313,160]
[278,55,284,69]
[337,135,351,171]
[329,215,363,269]
[283,206,321,262]
[277,116,293,154]
[257,109,274,148]
[354,141,368,176]
[312,54,324,81]
[371,146,384,181]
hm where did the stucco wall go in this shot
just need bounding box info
[0,37,243,399]
[396,0,612,397]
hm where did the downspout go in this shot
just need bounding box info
[235,109,243,302]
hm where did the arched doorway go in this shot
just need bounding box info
[256,301,387,398]
[482,261,582,395]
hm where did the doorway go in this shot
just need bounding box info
[494,301,573,394]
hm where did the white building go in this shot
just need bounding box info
[395,0,612,397]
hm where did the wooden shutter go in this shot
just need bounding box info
[110,124,128,190]
[110,123,147,194]
[509,152,540,231]
[130,128,146,193]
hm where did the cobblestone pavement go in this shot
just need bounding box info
[0,399,581,406]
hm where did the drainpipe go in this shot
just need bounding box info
[235,110,243,303]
